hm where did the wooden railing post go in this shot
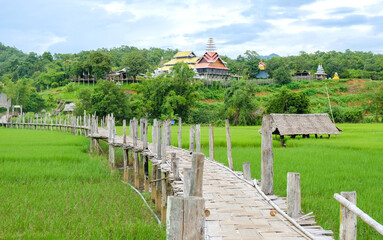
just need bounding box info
[209,124,215,161]
[189,125,195,152]
[168,153,206,240]
[108,117,115,169]
[261,114,274,195]
[156,120,162,160]
[196,124,201,152]
[242,162,251,181]
[225,120,234,170]
[287,172,301,219]
[152,119,157,154]
[161,120,167,163]
[178,117,182,148]
[340,191,357,240]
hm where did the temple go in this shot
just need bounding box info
[314,64,327,80]
[154,51,199,76]
[194,38,231,80]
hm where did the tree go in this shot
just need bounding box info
[374,85,383,121]
[122,51,149,81]
[273,65,292,85]
[224,80,261,125]
[140,63,199,120]
[266,87,310,114]
[24,91,46,112]
[87,51,111,79]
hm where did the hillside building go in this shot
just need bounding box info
[154,51,199,76]
[255,61,269,79]
[315,64,327,80]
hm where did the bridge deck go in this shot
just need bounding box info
[103,127,320,240]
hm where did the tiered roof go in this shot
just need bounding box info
[258,62,266,70]
[315,64,327,75]
[159,51,198,71]
[195,52,229,70]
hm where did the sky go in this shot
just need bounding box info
[1,0,383,58]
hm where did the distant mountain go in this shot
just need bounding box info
[259,53,280,60]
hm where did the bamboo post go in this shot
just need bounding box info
[183,196,205,239]
[166,119,171,146]
[151,164,158,201]
[209,124,215,161]
[161,171,168,222]
[183,168,192,197]
[225,120,234,170]
[123,148,129,181]
[142,118,148,150]
[166,196,184,239]
[109,117,115,169]
[161,120,167,163]
[152,119,157,154]
[144,155,150,192]
[134,151,140,188]
[178,117,182,148]
[156,121,162,160]
[196,124,201,152]
[166,196,205,240]
[155,167,162,212]
[123,120,126,145]
[189,125,195,152]
[242,162,251,181]
[261,114,274,195]
[339,191,357,240]
[287,172,301,218]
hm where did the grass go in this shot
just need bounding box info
[0,128,165,239]
[117,123,383,239]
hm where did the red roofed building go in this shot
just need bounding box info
[194,51,231,80]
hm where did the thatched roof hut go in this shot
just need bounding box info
[259,114,340,145]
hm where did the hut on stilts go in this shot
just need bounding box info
[259,114,341,147]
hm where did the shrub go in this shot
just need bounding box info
[51,82,59,88]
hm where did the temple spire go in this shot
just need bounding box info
[206,37,216,52]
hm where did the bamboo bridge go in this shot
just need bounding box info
[2,114,333,240]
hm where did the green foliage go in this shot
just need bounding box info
[122,51,149,80]
[266,87,310,114]
[74,81,131,121]
[86,51,111,79]
[140,63,199,121]
[273,65,292,85]
[224,80,262,125]
[23,91,46,112]
[373,85,383,121]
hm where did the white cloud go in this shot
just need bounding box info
[300,0,382,19]
[37,35,67,53]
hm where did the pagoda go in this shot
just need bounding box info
[194,38,231,80]
[314,64,327,80]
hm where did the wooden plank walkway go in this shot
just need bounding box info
[3,117,333,240]
[102,126,330,240]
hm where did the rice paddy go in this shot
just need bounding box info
[0,128,165,239]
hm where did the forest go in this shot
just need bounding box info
[0,42,382,124]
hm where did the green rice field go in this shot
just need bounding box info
[117,123,383,239]
[0,128,165,239]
